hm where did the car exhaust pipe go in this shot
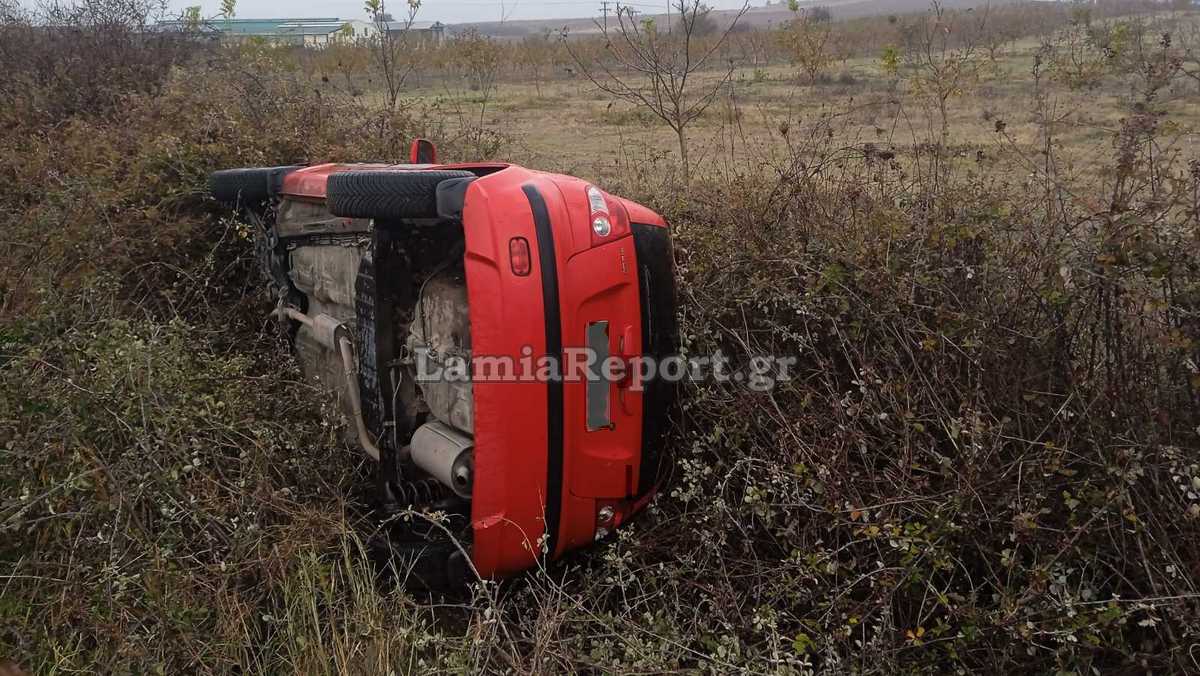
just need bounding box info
[409,422,474,499]
[337,336,382,462]
[274,307,344,351]
[273,306,382,462]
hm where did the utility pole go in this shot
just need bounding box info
[600,0,609,30]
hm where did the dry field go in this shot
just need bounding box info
[401,18,1200,189]
[451,56,1200,178]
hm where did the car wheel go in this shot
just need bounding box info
[208,165,304,206]
[326,169,476,220]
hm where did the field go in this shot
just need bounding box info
[459,54,1200,179]
[4,0,1200,673]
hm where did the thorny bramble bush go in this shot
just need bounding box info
[4,3,1200,674]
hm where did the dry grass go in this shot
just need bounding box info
[394,14,1200,185]
[4,2,1200,673]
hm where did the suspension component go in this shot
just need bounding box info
[391,477,450,508]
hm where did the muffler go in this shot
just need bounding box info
[409,422,474,499]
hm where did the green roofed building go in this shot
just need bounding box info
[154,17,380,47]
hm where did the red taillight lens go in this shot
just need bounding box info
[509,237,531,276]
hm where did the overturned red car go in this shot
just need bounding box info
[209,143,677,586]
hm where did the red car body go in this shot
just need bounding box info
[272,162,677,579]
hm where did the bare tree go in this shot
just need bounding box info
[428,28,503,157]
[675,2,717,36]
[566,0,749,184]
[907,1,987,148]
[779,7,833,83]
[520,28,558,97]
[454,29,500,111]
[0,0,25,26]
[1178,15,1200,95]
[976,4,1015,63]
[364,0,421,110]
[730,26,771,68]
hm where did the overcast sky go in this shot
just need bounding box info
[159,0,753,25]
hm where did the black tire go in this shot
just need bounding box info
[208,165,303,206]
[327,169,475,220]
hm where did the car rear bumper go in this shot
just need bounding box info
[462,168,675,577]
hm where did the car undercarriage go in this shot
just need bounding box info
[209,151,677,586]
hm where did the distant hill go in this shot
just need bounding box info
[450,0,1020,39]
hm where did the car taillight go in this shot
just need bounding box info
[509,237,531,276]
[587,185,611,237]
[586,184,630,246]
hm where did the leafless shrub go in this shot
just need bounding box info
[364,0,421,110]
[442,28,503,157]
[4,2,1200,673]
[0,0,199,124]
[903,0,989,184]
[565,0,749,184]
[779,7,833,83]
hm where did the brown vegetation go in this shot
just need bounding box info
[3,0,1200,672]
